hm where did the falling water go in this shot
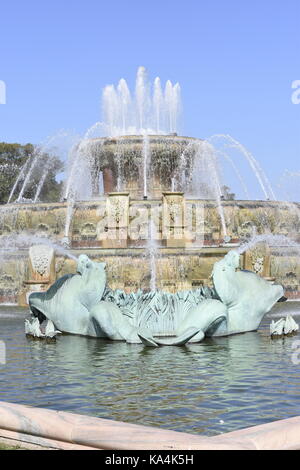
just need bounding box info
[278,170,300,202]
[0,234,78,261]
[190,140,228,237]
[8,131,72,204]
[153,77,163,134]
[116,137,125,192]
[135,66,149,131]
[62,127,105,240]
[63,143,80,201]
[117,79,131,135]
[209,134,276,200]
[217,150,250,199]
[7,160,31,203]
[147,219,158,291]
[64,140,93,201]
[16,149,41,202]
[171,177,176,192]
[63,199,75,244]
[33,158,55,203]
[142,134,150,198]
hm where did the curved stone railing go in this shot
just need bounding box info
[0,401,299,450]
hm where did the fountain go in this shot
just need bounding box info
[0,66,299,306]
[1,67,300,444]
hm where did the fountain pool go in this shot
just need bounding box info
[1,302,300,437]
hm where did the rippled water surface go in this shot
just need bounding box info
[1,302,300,436]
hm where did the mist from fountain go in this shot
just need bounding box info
[184,140,228,237]
[278,170,300,202]
[62,125,106,241]
[237,233,300,255]
[7,131,76,204]
[16,148,40,203]
[217,150,250,200]
[142,134,150,198]
[0,234,78,261]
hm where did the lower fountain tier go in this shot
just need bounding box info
[1,198,299,304]
[0,245,299,306]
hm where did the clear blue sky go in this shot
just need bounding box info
[0,0,299,198]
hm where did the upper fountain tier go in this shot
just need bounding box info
[83,134,202,199]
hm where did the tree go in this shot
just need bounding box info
[0,142,63,204]
[221,185,236,200]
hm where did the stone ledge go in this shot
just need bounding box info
[0,401,299,450]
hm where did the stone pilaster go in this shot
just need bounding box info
[102,192,130,248]
[162,192,186,248]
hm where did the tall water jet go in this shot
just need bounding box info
[7,159,30,203]
[153,77,163,134]
[33,154,57,203]
[172,83,181,133]
[16,149,40,202]
[101,66,181,136]
[117,79,131,135]
[102,85,119,137]
[62,130,99,242]
[116,137,125,192]
[165,80,181,133]
[135,66,149,132]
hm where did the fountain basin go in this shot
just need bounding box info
[1,302,300,437]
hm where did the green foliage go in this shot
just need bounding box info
[0,142,63,204]
[222,185,236,200]
[0,442,24,450]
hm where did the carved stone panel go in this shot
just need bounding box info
[162,192,186,247]
[103,192,130,248]
[243,244,271,278]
